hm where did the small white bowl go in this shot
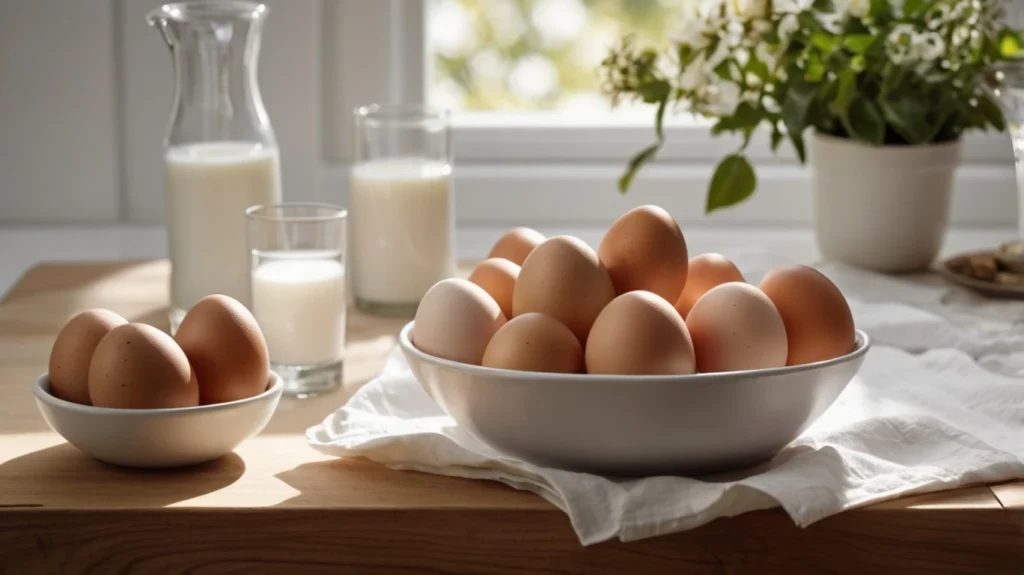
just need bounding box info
[400,322,870,476]
[33,373,283,468]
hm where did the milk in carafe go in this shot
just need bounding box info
[164,142,281,327]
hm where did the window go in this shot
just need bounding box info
[326,0,1017,234]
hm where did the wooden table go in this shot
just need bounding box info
[1,261,1022,574]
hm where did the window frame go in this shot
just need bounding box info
[326,0,1017,230]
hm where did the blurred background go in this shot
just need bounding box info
[0,0,1020,297]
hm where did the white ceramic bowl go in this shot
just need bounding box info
[400,322,870,476]
[34,373,283,468]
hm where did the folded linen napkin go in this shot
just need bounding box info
[307,251,1024,545]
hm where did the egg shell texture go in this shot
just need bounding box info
[175,295,270,405]
[759,264,856,366]
[88,323,198,409]
[482,313,584,374]
[414,278,507,365]
[686,282,788,373]
[468,258,519,320]
[586,291,696,375]
[48,309,127,405]
[512,236,615,344]
[675,253,745,318]
[598,205,689,303]
[488,227,545,266]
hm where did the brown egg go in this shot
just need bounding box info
[675,253,745,318]
[88,323,198,409]
[482,313,583,373]
[175,295,270,405]
[759,264,856,365]
[586,291,696,375]
[686,282,787,373]
[513,236,615,344]
[488,227,545,266]
[48,309,127,405]
[598,205,688,302]
[414,278,507,365]
[468,258,519,319]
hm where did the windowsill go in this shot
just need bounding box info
[0,224,1014,301]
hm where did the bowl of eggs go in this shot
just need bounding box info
[401,206,870,476]
[35,295,282,468]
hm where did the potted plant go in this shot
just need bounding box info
[601,0,1022,273]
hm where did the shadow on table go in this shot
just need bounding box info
[0,443,245,508]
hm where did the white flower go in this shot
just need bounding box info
[671,17,712,50]
[755,41,778,71]
[777,13,800,45]
[680,53,708,91]
[835,0,870,19]
[728,0,769,19]
[913,31,946,61]
[705,80,742,116]
[773,0,813,13]
[887,24,916,64]
[706,33,733,69]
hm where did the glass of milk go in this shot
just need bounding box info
[149,2,282,333]
[246,204,348,398]
[350,104,456,316]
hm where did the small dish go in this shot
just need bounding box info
[940,251,1024,299]
[33,372,283,468]
[399,322,870,476]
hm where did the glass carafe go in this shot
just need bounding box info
[148,1,282,333]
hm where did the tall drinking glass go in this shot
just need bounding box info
[247,204,347,398]
[349,104,456,316]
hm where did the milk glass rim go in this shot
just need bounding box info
[245,202,348,224]
[354,103,451,125]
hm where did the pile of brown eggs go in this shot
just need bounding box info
[413,205,856,375]
[48,295,270,409]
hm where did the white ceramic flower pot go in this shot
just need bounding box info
[810,131,962,273]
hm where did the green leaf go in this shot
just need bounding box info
[880,95,931,144]
[830,68,857,120]
[806,51,826,82]
[812,0,834,10]
[747,57,770,82]
[654,97,668,141]
[843,34,874,54]
[706,154,757,213]
[618,143,661,194]
[902,0,926,17]
[847,98,886,145]
[999,30,1024,59]
[811,30,838,53]
[977,94,1006,131]
[869,0,892,21]
[711,102,762,135]
[770,127,785,152]
[850,54,866,72]
[637,80,670,104]
[782,77,816,160]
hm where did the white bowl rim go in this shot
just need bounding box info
[399,321,871,383]
[34,371,283,416]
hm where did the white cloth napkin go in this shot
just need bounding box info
[307,251,1024,545]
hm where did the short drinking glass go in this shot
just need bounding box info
[246,203,347,397]
[350,104,455,316]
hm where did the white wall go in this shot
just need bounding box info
[1,0,1022,227]
[0,0,324,225]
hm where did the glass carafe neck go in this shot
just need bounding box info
[148,2,275,149]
